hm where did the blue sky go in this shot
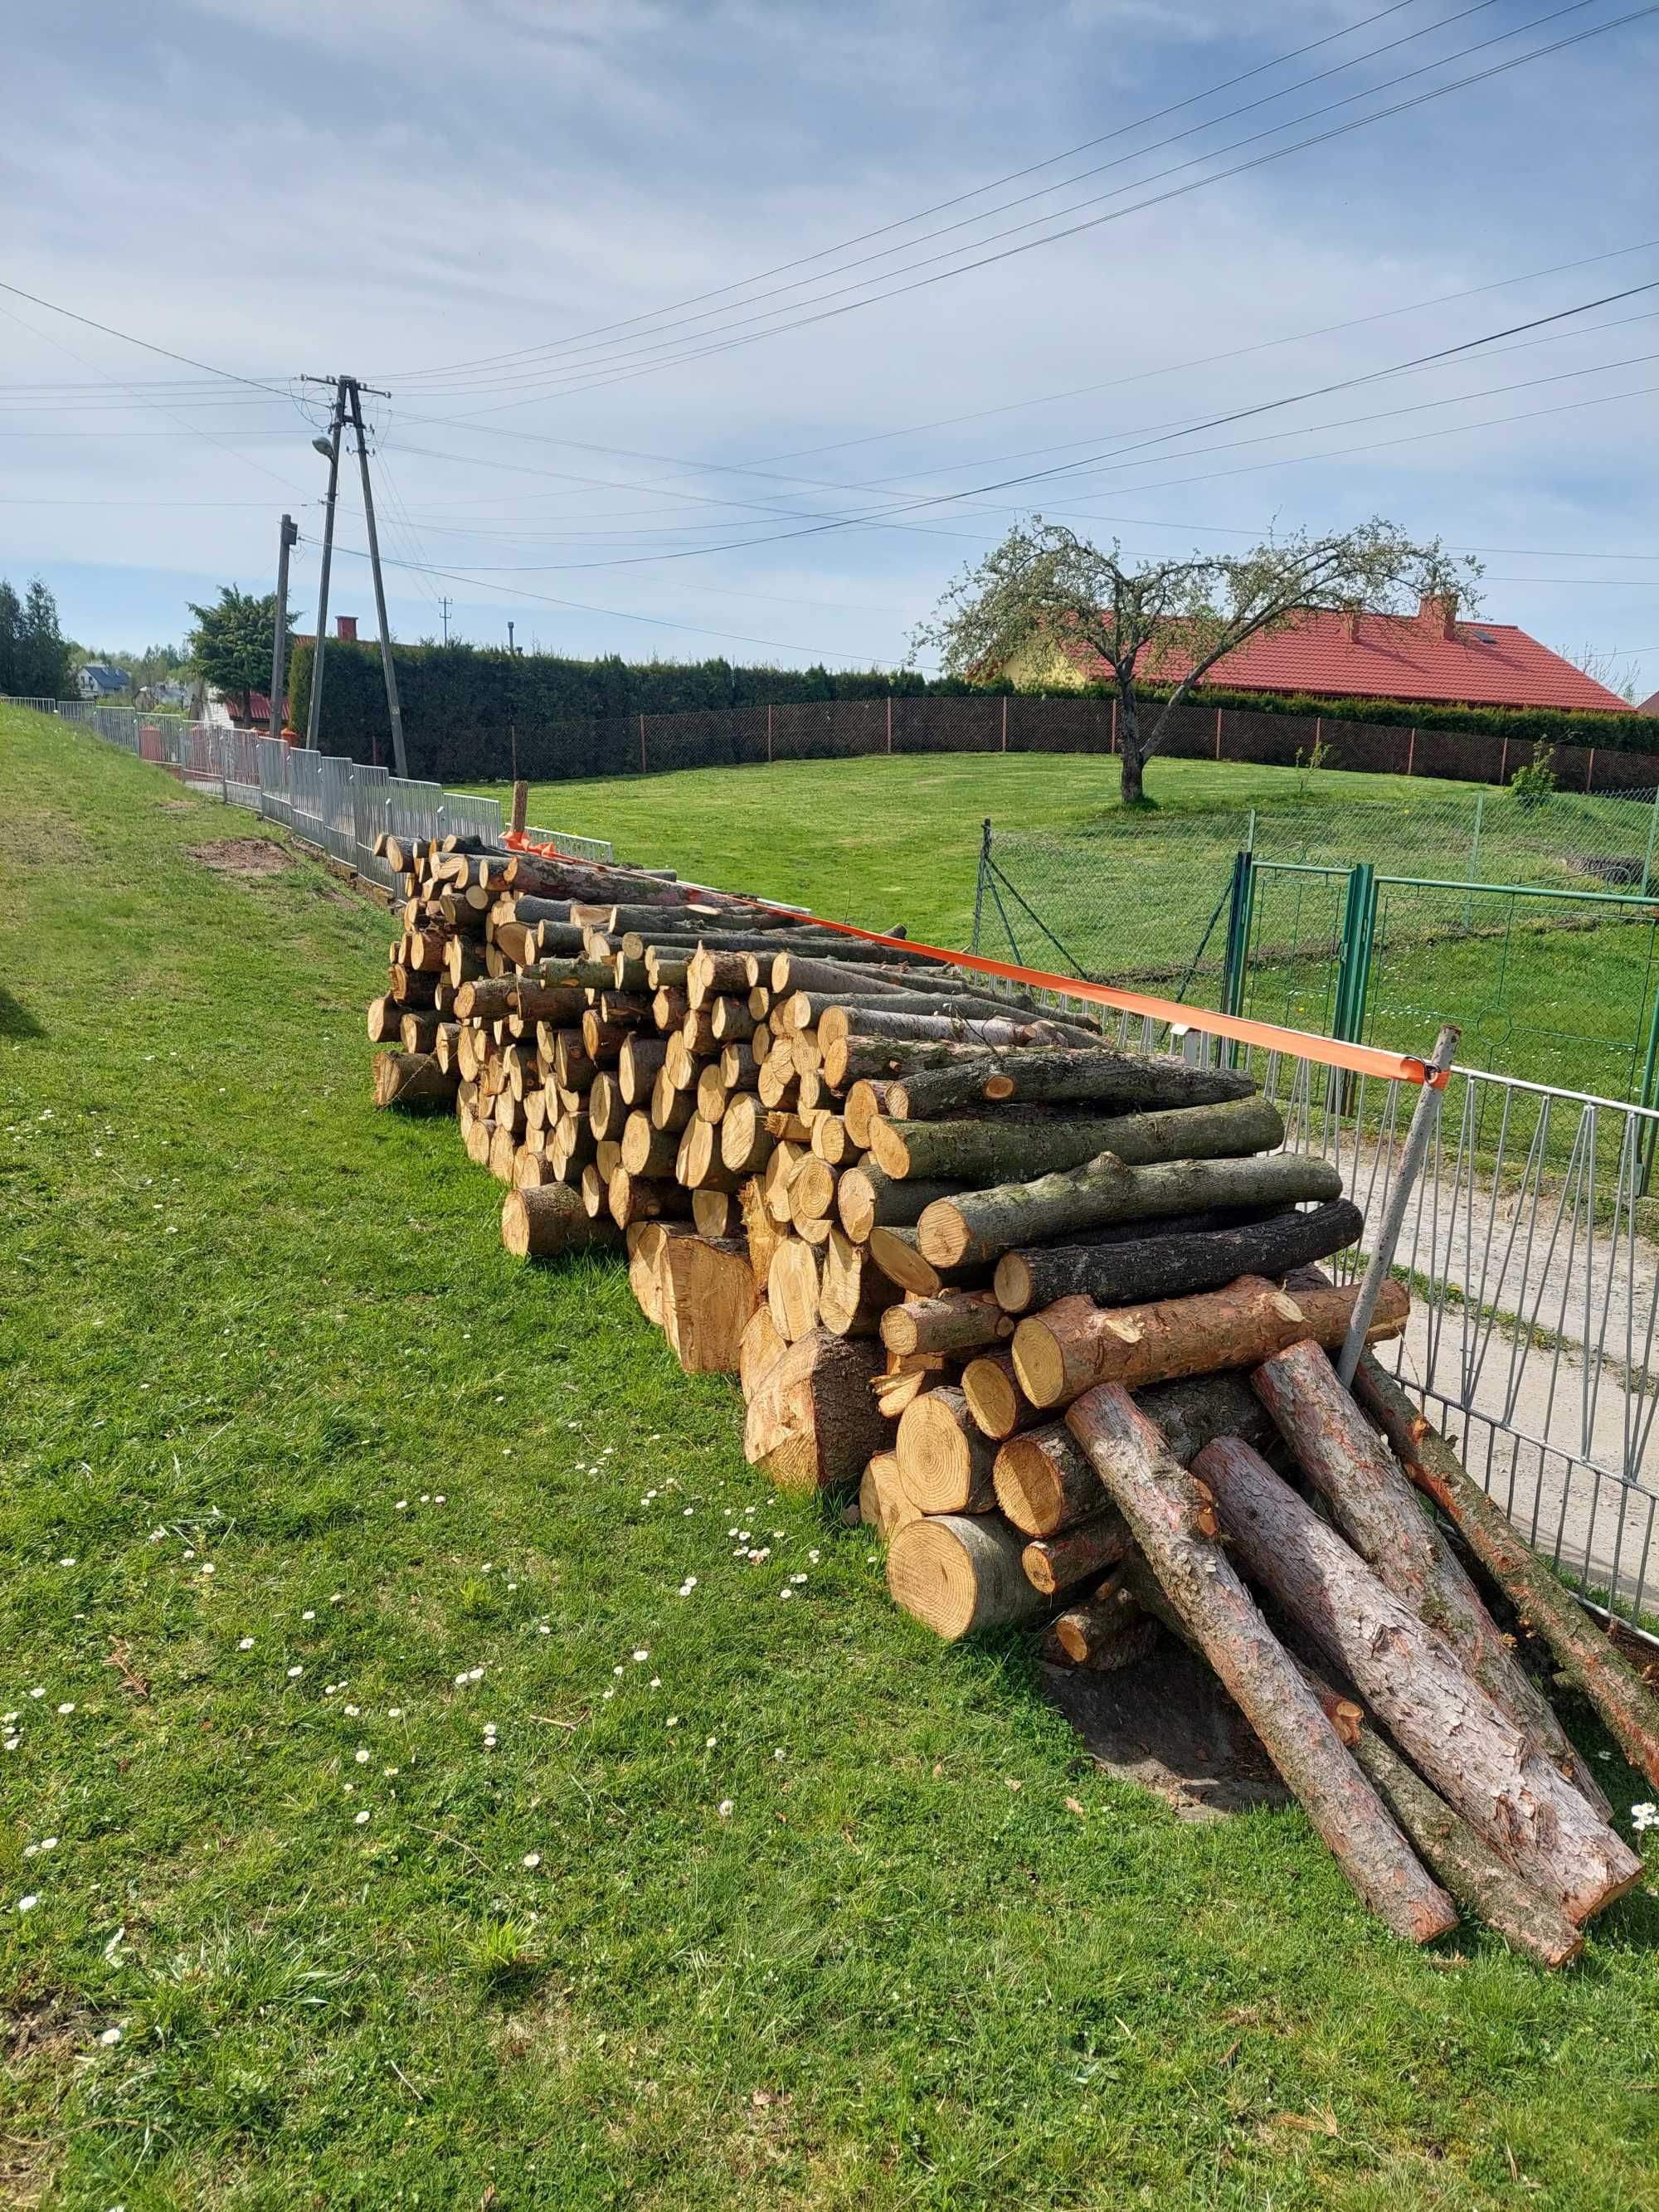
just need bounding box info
[2,0,1657,696]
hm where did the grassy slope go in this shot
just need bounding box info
[4,703,1658,2211]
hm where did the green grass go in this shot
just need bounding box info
[7,702,1659,2210]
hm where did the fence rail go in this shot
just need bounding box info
[3,698,613,882]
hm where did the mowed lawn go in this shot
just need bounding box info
[6,702,1659,2211]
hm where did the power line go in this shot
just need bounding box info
[0,277,296,399]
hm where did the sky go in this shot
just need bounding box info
[2,0,1657,698]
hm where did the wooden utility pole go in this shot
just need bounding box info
[344,377,409,780]
[302,377,346,751]
[269,512,298,743]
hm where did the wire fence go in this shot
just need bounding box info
[2,698,612,887]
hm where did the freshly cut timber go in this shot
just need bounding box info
[1066,1384,1458,1945]
[372,1052,458,1112]
[959,1349,1029,1441]
[894,1386,998,1514]
[918,1150,1345,1270]
[859,1450,920,1540]
[1013,1273,1409,1410]
[838,1164,967,1243]
[819,1006,1041,1055]
[501,1184,622,1260]
[767,1238,823,1344]
[659,1233,759,1374]
[1022,1508,1133,1596]
[1050,1576,1157,1671]
[868,1094,1283,1186]
[817,1228,897,1339]
[991,1198,1363,1316]
[887,1046,1257,1120]
[1192,1435,1641,1924]
[1355,1354,1659,1795]
[993,1424,1106,1537]
[886,1513,1049,1641]
[880,1291,1011,1359]
[742,1328,888,1490]
[1253,1338,1610,1817]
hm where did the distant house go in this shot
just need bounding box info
[1639,691,1659,718]
[75,662,129,700]
[1010,596,1638,716]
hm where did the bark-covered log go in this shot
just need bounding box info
[886,1513,1049,1641]
[918,1151,1345,1270]
[868,1094,1283,1185]
[894,1386,999,1514]
[1021,1509,1134,1596]
[1067,1384,1458,1944]
[501,1183,622,1260]
[888,1046,1256,1120]
[993,1199,1363,1316]
[818,1005,1041,1055]
[1193,1435,1641,1924]
[837,1164,968,1243]
[742,1327,888,1490]
[1051,1575,1156,1670]
[1254,1338,1610,1818]
[880,1290,1012,1359]
[1355,1354,1659,1794]
[372,1051,458,1112]
[1014,1273,1408,1410]
[1130,1373,1277,1466]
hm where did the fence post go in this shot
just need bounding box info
[1500,736,1510,784]
[1641,786,1659,894]
[886,697,893,755]
[971,818,992,956]
[1587,746,1597,793]
[1333,863,1377,1050]
[638,713,647,775]
[766,704,773,764]
[1000,696,1008,753]
[1462,790,1485,932]
[1109,697,1117,754]
[1407,727,1417,776]
[1220,850,1256,1058]
[1215,707,1223,761]
[1638,979,1659,1196]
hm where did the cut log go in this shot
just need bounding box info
[738,1303,786,1400]
[742,1329,888,1490]
[837,1164,967,1243]
[786,1154,838,1225]
[992,1425,1102,1537]
[1253,1338,1610,1818]
[1354,1355,1659,1795]
[868,1094,1283,1186]
[1130,1373,1276,1466]
[691,1188,738,1240]
[820,1006,1037,1055]
[818,1227,899,1339]
[1066,1384,1458,1944]
[607,1167,693,1230]
[659,1234,759,1374]
[1052,1576,1156,1670]
[843,1078,891,1150]
[886,1514,1049,1641]
[620,1112,679,1179]
[719,1092,776,1175]
[1014,1273,1408,1410]
[767,1237,823,1344]
[960,1349,1031,1441]
[366,994,404,1044]
[880,1290,1012,1359]
[1192,1435,1641,1924]
[888,1046,1256,1119]
[501,1184,621,1260]
[894,1386,999,1514]
[859,1450,921,1542]
[992,1199,1363,1315]
[1022,1510,1133,1596]
[372,1051,457,1112]
[919,1151,1345,1270]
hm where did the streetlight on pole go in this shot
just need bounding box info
[302,380,346,751]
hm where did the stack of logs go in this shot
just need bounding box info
[368,832,1659,1965]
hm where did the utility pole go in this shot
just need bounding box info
[300,376,346,751]
[269,512,298,743]
[343,377,409,780]
[439,596,453,644]
[507,620,516,654]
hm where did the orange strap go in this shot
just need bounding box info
[498,832,1443,1088]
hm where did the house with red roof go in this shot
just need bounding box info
[1015,596,1636,716]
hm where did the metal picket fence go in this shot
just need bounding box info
[6,698,613,886]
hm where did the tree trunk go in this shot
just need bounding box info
[993,1198,1362,1316]
[895,1385,999,1514]
[1014,1272,1408,1409]
[742,1327,888,1490]
[1354,1354,1659,1794]
[500,1183,621,1260]
[918,1151,1344,1269]
[1253,1338,1610,1817]
[659,1233,759,1374]
[1066,1384,1458,1944]
[888,1047,1256,1120]
[1192,1435,1642,1924]
[868,1094,1282,1186]
[879,1289,1012,1359]
[886,1514,1049,1641]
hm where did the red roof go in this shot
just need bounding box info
[1073,597,1636,713]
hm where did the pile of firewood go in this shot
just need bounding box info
[367,832,1659,1966]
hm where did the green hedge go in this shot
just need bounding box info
[289,636,1659,780]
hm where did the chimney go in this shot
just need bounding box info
[1345,610,1362,645]
[336,614,358,642]
[1418,593,1457,640]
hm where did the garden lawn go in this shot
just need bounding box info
[5,702,1659,2212]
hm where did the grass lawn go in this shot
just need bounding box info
[7,702,1659,2210]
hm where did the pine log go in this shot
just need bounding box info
[843,1078,892,1150]
[1022,1509,1134,1596]
[993,1199,1362,1316]
[620,1112,679,1179]
[488,1125,518,1182]
[866,1223,971,1300]
[869,1094,1284,1187]
[691,1188,738,1240]
[895,1386,999,1514]
[659,1234,760,1374]
[608,1166,693,1230]
[820,1006,1037,1055]
[837,1164,968,1242]
[721,1092,776,1174]
[886,1514,1049,1641]
[1253,1339,1610,1818]
[880,1290,1012,1359]
[1014,1273,1405,1410]
[888,1047,1255,1119]
[993,1420,1101,1540]
[818,1227,899,1339]
[617,1034,668,1104]
[366,994,404,1044]
[1051,1576,1156,1669]
[372,1051,458,1112]
[920,1151,1345,1270]
[1193,1435,1641,1924]
[1066,1385,1458,1944]
[859,1450,921,1542]
[1354,1355,1659,1795]
[501,1184,622,1260]
[1291,1657,1584,1969]
[786,1154,838,1225]
[767,1237,823,1344]
[742,1328,888,1490]
[764,1141,806,1226]
[738,1303,786,1399]
[960,1349,1031,1441]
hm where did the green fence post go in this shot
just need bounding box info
[1462,790,1485,931]
[1639,971,1659,1195]
[1333,863,1377,1045]
[971,817,991,957]
[1220,851,1255,1066]
[1642,785,1659,896]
